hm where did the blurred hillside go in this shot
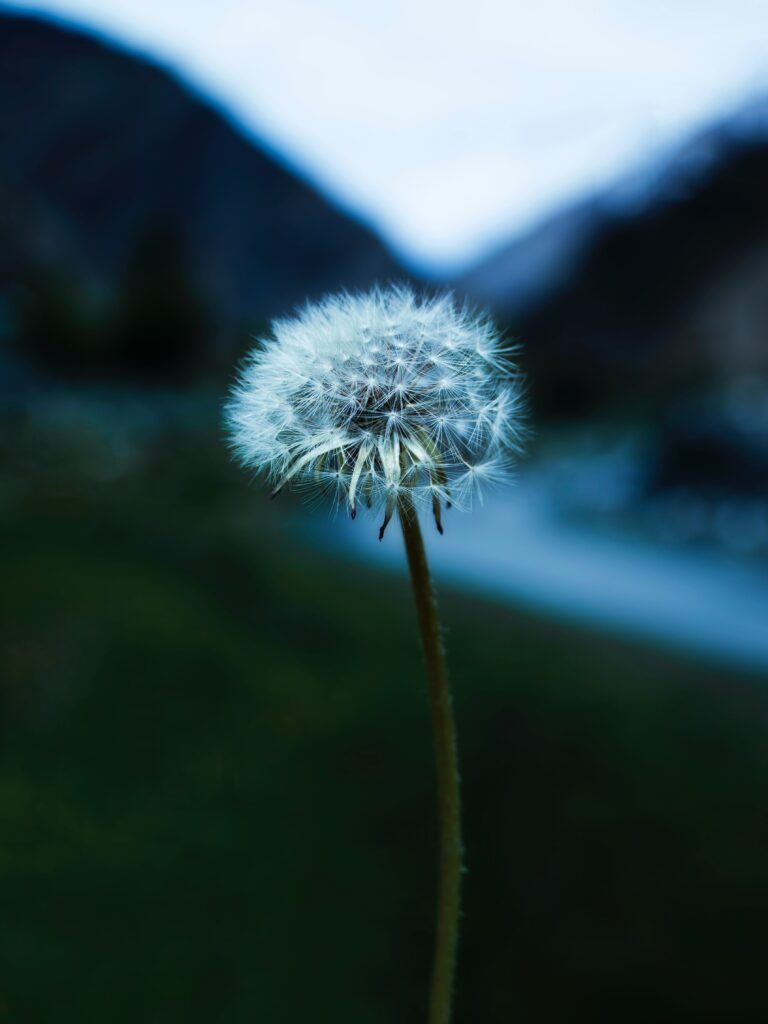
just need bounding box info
[0,11,403,383]
[461,98,768,416]
[3,433,768,1023]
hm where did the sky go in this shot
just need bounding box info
[8,1,768,272]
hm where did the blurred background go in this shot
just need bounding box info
[2,2,768,1020]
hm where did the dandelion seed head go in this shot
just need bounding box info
[225,286,525,534]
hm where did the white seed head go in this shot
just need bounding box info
[225,287,525,537]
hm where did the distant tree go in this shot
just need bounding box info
[108,222,209,383]
[17,273,105,376]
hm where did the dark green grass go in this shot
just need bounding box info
[1,464,767,1022]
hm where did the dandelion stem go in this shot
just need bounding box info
[399,498,461,1024]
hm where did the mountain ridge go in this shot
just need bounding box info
[0,8,405,368]
[458,95,768,412]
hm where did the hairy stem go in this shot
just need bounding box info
[399,499,462,1024]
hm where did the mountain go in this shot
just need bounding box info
[461,98,768,414]
[0,11,404,379]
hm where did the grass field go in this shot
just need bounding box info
[2,438,767,1022]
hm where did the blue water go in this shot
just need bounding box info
[306,470,768,673]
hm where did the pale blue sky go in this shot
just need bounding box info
[8,1,768,271]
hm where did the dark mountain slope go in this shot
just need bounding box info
[461,101,768,414]
[0,11,404,378]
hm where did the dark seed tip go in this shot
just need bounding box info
[350,507,357,520]
[437,523,444,535]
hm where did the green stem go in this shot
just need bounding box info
[399,499,462,1024]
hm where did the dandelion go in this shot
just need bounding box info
[225,286,525,1023]
[227,287,524,537]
